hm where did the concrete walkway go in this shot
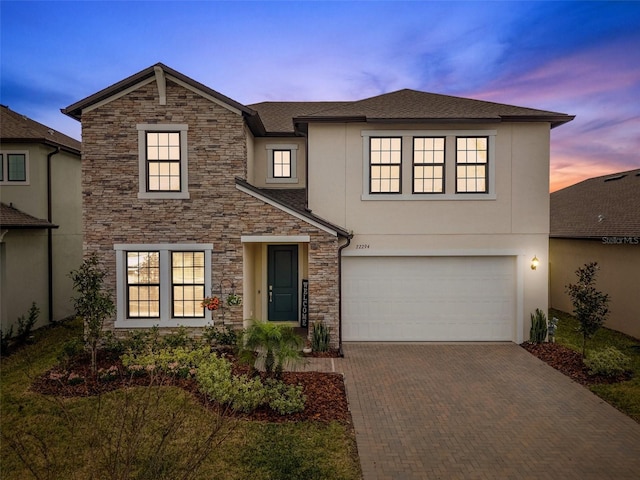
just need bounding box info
[305,343,640,480]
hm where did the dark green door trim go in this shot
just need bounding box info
[267,244,298,321]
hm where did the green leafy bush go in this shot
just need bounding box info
[203,324,239,348]
[16,302,40,344]
[121,345,213,379]
[0,325,13,355]
[265,379,306,415]
[584,346,632,377]
[239,321,303,377]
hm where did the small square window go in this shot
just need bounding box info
[273,150,292,178]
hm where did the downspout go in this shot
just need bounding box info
[337,234,352,357]
[47,146,60,323]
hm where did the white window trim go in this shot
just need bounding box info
[114,243,212,328]
[137,124,190,199]
[361,130,496,200]
[266,144,298,184]
[0,150,30,185]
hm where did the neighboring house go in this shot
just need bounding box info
[550,169,640,339]
[62,63,573,348]
[0,105,82,331]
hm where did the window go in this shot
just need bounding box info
[171,251,205,318]
[456,137,488,193]
[127,251,160,318]
[266,144,298,183]
[137,124,189,199]
[361,130,495,200]
[115,244,212,327]
[0,151,29,184]
[370,137,402,193]
[146,132,181,191]
[413,137,445,193]
[272,150,291,178]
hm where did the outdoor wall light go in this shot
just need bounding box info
[531,255,540,270]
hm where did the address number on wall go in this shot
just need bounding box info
[355,244,370,249]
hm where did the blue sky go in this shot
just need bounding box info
[1,0,639,191]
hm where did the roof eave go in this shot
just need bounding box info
[0,137,81,155]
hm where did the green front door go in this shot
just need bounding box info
[267,245,298,321]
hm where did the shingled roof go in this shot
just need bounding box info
[0,203,58,229]
[550,169,640,238]
[250,89,574,134]
[1,105,81,153]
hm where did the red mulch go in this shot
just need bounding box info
[521,342,632,386]
[31,350,351,425]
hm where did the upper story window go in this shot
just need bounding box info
[370,137,402,193]
[361,130,496,200]
[115,243,212,328]
[266,144,298,184]
[413,137,445,194]
[137,124,189,199]
[456,137,488,193]
[273,150,291,178]
[0,151,29,184]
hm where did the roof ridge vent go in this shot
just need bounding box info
[604,174,627,182]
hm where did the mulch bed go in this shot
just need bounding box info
[521,342,632,386]
[31,350,351,425]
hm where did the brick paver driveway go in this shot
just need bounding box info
[338,343,640,480]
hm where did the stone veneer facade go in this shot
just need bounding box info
[81,80,341,347]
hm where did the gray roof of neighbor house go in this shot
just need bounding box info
[0,202,58,229]
[550,169,640,238]
[0,105,81,154]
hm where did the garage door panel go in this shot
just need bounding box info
[343,256,516,341]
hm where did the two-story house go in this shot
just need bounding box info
[62,63,573,348]
[1,105,82,331]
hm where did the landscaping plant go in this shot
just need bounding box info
[565,262,610,358]
[69,254,115,375]
[584,346,632,377]
[529,308,547,343]
[239,321,303,378]
[311,321,330,352]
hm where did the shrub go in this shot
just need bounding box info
[239,321,303,377]
[311,322,330,352]
[196,355,306,414]
[203,324,240,348]
[58,337,86,368]
[265,379,306,415]
[0,325,13,355]
[121,345,212,379]
[162,326,195,349]
[529,308,547,343]
[16,302,39,344]
[584,347,632,377]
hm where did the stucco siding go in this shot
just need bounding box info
[550,238,640,339]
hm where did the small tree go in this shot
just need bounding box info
[565,262,609,358]
[69,254,115,375]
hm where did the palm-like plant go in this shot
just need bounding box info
[239,321,303,378]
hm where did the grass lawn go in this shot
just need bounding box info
[0,319,362,480]
[551,308,640,423]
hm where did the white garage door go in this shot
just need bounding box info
[343,256,516,341]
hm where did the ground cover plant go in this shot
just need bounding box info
[0,319,362,479]
[523,309,640,423]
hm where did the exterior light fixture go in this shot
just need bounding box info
[531,255,539,270]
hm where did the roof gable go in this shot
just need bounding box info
[0,105,81,153]
[62,63,258,124]
[551,169,640,238]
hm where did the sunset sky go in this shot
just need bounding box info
[1,1,638,192]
